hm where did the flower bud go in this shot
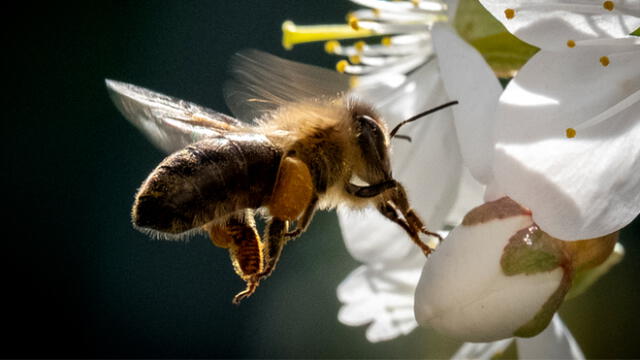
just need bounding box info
[414,197,612,342]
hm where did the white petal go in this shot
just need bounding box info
[451,339,514,360]
[341,61,465,263]
[444,167,486,227]
[493,40,640,240]
[415,211,564,341]
[479,0,640,49]
[516,314,585,360]
[337,258,424,342]
[432,23,503,185]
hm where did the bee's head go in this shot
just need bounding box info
[349,101,393,184]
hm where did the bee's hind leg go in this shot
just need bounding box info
[204,210,264,304]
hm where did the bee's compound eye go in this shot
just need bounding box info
[356,114,381,134]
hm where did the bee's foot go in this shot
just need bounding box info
[285,228,302,240]
[232,280,259,305]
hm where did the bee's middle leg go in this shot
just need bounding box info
[261,155,316,279]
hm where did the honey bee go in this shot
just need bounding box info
[106,50,455,304]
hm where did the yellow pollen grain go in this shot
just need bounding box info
[600,56,610,66]
[349,76,360,89]
[348,55,361,64]
[566,40,576,48]
[504,8,516,19]
[336,60,349,73]
[324,40,340,54]
[372,8,381,17]
[603,1,614,11]
[348,16,360,30]
[354,41,366,52]
[566,128,576,138]
[411,0,421,7]
[381,36,392,47]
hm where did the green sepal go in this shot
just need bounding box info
[501,226,565,276]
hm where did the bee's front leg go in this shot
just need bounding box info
[345,179,397,198]
[385,183,442,251]
[376,201,434,256]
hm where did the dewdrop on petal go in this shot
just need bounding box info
[414,197,616,342]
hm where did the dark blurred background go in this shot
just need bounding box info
[4,2,639,358]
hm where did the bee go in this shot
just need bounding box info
[106,50,455,304]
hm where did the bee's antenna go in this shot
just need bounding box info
[389,100,459,138]
[393,134,412,142]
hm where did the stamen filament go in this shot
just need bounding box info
[282,21,374,50]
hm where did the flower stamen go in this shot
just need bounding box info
[565,128,577,138]
[504,8,516,19]
[281,20,374,50]
[600,56,610,66]
[603,1,615,11]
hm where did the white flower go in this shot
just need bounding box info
[414,0,637,346]
[452,315,585,360]
[476,0,640,240]
[284,0,635,353]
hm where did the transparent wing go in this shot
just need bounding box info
[106,79,247,154]
[224,49,350,122]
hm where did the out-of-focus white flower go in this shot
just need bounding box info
[452,315,585,360]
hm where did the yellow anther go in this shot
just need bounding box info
[281,20,374,50]
[324,40,341,54]
[349,76,360,89]
[336,60,349,73]
[372,8,381,17]
[411,0,421,7]
[600,56,610,66]
[504,8,516,19]
[566,40,576,48]
[348,16,360,30]
[566,128,576,138]
[354,41,366,52]
[603,1,614,11]
[381,36,392,47]
[349,55,362,64]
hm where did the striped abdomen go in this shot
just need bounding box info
[133,132,282,234]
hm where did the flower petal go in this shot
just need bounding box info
[493,39,640,240]
[451,339,514,360]
[415,201,564,341]
[479,0,640,50]
[516,314,585,359]
[337,256,424,342]
[432,23,503,185]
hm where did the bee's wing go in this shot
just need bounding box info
[224,49,350,122]
[106,79,246,154]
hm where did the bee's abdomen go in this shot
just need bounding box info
[133,133,282,234]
